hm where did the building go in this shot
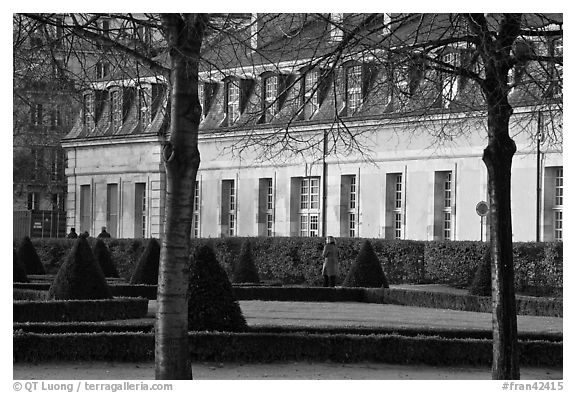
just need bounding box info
[13,13,164,238]
[61,13,563,242]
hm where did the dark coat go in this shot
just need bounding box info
[322,243,339,276]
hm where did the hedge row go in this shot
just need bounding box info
[16,237,562,294]
[13,297,149,322]
[13,321,562,343]
[14,284,561,317]
[13,331,562,367]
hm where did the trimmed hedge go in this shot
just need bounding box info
[130,238,160,285]
[13,297,149,322]
[343,240,389,288]
[17,236,45,275]
[188,245,247,331]
[13,250,28,283]
[48,237,112,300]
[18,237,562,295]
[13,331,562,367]
[12,321,562,343]
[93,239,120,278]
[232,240,260,284]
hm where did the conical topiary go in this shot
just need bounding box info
[232,240,260,284]
[188,245,247,332]
[13,249,28,283]
[93,239,120,278]
[130,238,160,284]
[469,248,492,296]
[17,236,45,275]
[343,240,389,288]
[48,236,112,300]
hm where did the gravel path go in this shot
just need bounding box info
[13,361,562,380]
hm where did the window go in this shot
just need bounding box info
[443,172,452,240]
[259,178,274,236]
[299,177,320,237]
[385,173,404,239]
[30,148,41,181]
[303,69,319,118]
[226,80,240,126]
[553,168,563,240]
[51,193,64,211]
[433,171,454,240]
[27,192,39,210]
[100,19,110,36]
[263,75,278,122]
[83,93,95,130]
[50,149,63,182]
[32,104,43,126]
[110,90,122,132]
[135,183,147,238]
[440,51,459,107]
[394,174,403,239]
[50,106,61,127]
[139,86,152,126]
[80,185,91,233]
[550,38,563,97]
[221,180,236,236]
[106,184,118,238]
[193,180,201,238]
[198,83,205,122]
[348,175,357,237]
[346,65,362,114]
[96,61,110,79]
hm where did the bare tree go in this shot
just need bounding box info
[14,13,562,380]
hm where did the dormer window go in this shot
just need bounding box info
[303,69,319,118]
[345,65,363,115]
[439,50,459,108]
[226,80,240,126]
[96,61,110,79]
[263,75,279,122]
[549,38,563,97]
[198,81,218,122]
[83,93,95,130]
[138,85,152,127]
[110,89,122,132]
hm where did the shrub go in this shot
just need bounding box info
[17,236,45,275]
[469,249,492,296]
[188,245,247,332]
[93,239,120,278]
[48,237,112,300]
[130,238,160,285]
[343,240,389,288]
[13,297,148,323]
[232,240,260,284]
[13,250,28,283]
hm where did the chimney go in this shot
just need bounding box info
[330,13,343,42]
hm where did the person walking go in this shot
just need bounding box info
[322,236,339,287]
[66,228,78,239]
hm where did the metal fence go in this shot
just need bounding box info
[13,210,66,239]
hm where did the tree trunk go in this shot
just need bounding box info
[483,96,520,380]
[155,14,205,380]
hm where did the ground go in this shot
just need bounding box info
[13,361,562,380]
[13,285,563,380]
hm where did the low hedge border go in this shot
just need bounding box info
[363,288,563,318]
[13,285,562,317]
[12,322,562,343]
[13,297,149,323]
[13,331,562,367]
